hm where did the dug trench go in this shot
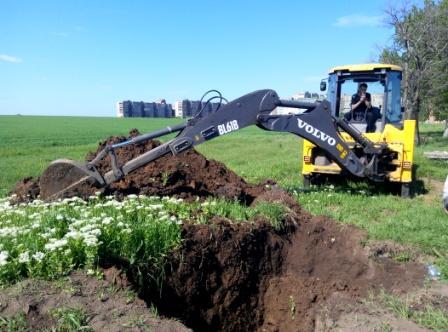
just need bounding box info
[138,205,425,332]
[11,130,427,331]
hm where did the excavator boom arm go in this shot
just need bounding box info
[103,89,366,185]
[40,89,386,200]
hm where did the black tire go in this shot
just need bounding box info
[303,175,311,189]
[401,182,411,198]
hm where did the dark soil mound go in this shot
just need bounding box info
[11,130,267,204]
[87,130,267,203]
[260,216,425,331]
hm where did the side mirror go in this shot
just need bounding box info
[401,106,405,113]
[320,80,327,91]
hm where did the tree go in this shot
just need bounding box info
[380,0,448,140]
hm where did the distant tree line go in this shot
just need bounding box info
[379,0,448,138]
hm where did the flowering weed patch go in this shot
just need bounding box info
[0,194,187,285]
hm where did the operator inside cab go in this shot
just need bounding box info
[344,83,379,133]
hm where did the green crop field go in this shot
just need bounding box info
[0,115,447,279]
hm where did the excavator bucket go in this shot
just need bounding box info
[39,159,99,201]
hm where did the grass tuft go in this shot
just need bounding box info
[380,291,448,332]
[51,307,93,332]
[0,312,28,332]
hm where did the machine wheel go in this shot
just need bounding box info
[303,175,312,189]
[400,182,411,198]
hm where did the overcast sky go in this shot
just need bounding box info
[0,0,397,116]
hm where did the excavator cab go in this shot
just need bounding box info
[302,64,416,197]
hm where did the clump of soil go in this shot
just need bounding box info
[10,177,40,203]
[11,129,268,204]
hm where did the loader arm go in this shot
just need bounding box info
[40,89,388,200]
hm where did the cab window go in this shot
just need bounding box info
[338,79,384,119]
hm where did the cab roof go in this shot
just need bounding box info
[329,63,402,73]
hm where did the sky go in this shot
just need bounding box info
[0,0,397,116]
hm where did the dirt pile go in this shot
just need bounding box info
[260,216,425,331]
[11,130,267,204]
[88,130,267,203]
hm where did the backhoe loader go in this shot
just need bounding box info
[39,82,415,201]
[302,63,415,197]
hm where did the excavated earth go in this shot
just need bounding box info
[9,130,427,331]
[11,129,267,204]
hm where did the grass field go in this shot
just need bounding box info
[0,115,447,277]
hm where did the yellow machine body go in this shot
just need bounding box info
[302,120,416,183]
[301,63,415,189]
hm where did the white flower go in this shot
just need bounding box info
[86,228,101,236]
[0,251,8,266]
[102,217,113,225]
[127,194,137,199]
[0,226,20,237]
[44,238,68,251]
[18,251,30,263]
[32,252,45,262]
[84,235,99,247]
[80,224,96,232]
[31,222,40,229]
[65,230,82,240]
